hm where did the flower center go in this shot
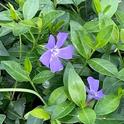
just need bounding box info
[51,47,59,56]
[90,90,97,97]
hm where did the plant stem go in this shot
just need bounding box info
[117,49,124,68]
[0,88,46,105]
[19,35,22,61]
[29,80,47,105]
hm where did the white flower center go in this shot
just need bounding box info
[51,47,59,57]
[90,90,97,97]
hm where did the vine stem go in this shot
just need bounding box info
[19,35,22,60]
[0,88,47,105]
[29,80,47,105]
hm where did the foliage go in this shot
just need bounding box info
[0,0,124,124]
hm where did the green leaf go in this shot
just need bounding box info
[93,0,101,13]
[95,94,120,115]
[120,29,124,43]
[1,61,30,82]
[78,108,96,124]
[27,115,43,124]
[68,67,86,107]
[88,58,118,77]
[63,62,74,98]
[56,0,85,5]
[24,57,32,73]
[23,0,39,19]
[117,68,124,81]
[49,102,75,119]
[109,25,119,44]
[28,107,50,120]
[95,25,113,49]
[0,41,9,56]
[43,10,64,28]
[32,70,54,84]
[100,0,119,17]
[0,11,12,21]
[0,114,6,124]
[48,87,67,105]
[8,3,19,21]
[0,27,11,37]
[70,21,91,59]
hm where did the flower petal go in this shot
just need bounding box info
[39,50,51,68]
[94,89,104,100]
[56,32,68,48]
[87,94,94,102]
[87,76,99,91]
[58,45,73,59]
[45,35,55,49]
[50,56,63,73]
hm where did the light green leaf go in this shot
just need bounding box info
[1,61,30,82]
[93,0,101,13]
[100,0,119,17]
[95,25,113,49]
[95,94,120,115]
[48,87,67,105]
[120,29,124,43]
[23,0,39,19]
[88,58,118,77]
[32,70,54,84]
[24,57,32,73]
[68,68,86,107]
[78,108,96,124]
[28,107,50,120]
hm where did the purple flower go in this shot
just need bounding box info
[39,32,73,73]
[86,76,104,101]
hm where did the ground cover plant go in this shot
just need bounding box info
[0,0,124,123]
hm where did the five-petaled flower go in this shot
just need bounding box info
[86,76,104,101]
[39,32,73,73]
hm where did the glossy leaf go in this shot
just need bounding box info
[47,102,75,119]
[78,108,96,124]
[68,67,86,107]
[0,114,6,124]
[70,20,91,59]
[29,107,50,120]
[88,58,118,76]
[23,0,39,19]
[100,0,119,17]
[24,57,32,73]
[48,87,67,105]
[95,25,113,49]
[32,70,54,84]
[95,94,120,115]
[1,61,30,82]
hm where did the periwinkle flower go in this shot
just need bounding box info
[39,32,73,73]
[86,76,104,101]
